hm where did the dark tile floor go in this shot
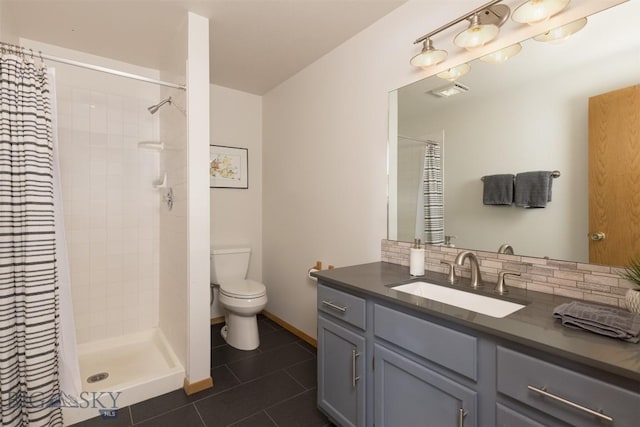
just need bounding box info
[74,315,330,427]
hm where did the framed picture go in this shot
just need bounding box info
[209,145,248,189]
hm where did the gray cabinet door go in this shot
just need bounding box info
[374,344,477,427]
[318,315,366,427]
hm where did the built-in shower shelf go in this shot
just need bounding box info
[153,172,167,189]
[138,141,164,151]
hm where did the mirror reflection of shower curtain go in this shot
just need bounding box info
[415,143,444,244]
[49,68,82,398]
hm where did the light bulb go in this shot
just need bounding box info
[454,14,499,49]
[512,0,571,24]
[437,63,470,81]
[533,18,587,43]
[479,43,523,64]
[410,39,448,68]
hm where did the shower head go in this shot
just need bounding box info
[147,97,172,114]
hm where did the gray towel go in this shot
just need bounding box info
[514,171,553,208]
[553,301,640,343]
[482,174,514,205]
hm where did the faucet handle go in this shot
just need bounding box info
[440,260,456,284]
[495,271,521,295]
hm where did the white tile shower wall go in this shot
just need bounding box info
[158,82,188,367]
[381,239,635,308]
[35,40,163,344]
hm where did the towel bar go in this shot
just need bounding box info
[481,170,560,181]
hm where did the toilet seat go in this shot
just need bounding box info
[219,279,266,299]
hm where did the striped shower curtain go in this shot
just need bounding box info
[421,144,444,245]
[0,52,62,425]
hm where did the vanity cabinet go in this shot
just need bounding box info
[317,285,366,427]
[497,346,639,427]
[495,403,545,427]
[317,279,640,427]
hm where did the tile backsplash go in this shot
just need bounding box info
[381,239,634,308]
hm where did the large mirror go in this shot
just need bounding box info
[388,1,640,266]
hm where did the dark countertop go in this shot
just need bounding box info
[312,262,640,383]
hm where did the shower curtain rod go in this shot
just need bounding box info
[0,40,186,91]
[398,135,439,145]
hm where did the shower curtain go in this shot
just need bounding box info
[49,67,81,403]
[0,52,63,425]
[415,143,444,245]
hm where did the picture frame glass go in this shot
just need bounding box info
[209,145,248,189]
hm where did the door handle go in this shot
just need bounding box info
[527,385,613,422]
[351,349,360,388]
[321,300,347,313]
[589,232,606,241]
[458,408,467,427]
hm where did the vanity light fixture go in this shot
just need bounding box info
[429,82,470,98]
[479,43,523,63]
[512,0,570,24]
[410,38,448,68]
[410,0,510,69]
[454,13,500,49]
[533,17,587,42]
[437,63,471,81]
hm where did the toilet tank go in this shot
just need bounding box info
[210,247,251,284]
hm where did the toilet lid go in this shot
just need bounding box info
[219,279,266,298]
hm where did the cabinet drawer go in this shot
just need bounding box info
[374,304,477,380]
[497,346,640,427]
[317,284,366,330]
[496,403,545,427]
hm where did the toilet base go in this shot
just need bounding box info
[222,313,260,351]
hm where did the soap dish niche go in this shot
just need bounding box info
[138,141,164,151]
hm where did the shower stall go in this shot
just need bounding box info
[22,39,189,425]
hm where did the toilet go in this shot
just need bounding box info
[210,247,267,351]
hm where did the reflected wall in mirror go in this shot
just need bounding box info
[388,1,640,267]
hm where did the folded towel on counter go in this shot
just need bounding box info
[482,174,514,205]
[514,171,553,208]
[553,301,640,343]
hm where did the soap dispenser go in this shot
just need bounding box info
[409,239,425,277]
[444,235,457,248]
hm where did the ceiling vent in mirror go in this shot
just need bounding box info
[429,82,470,98]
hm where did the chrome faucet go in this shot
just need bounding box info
[498,244,514,255]
[440,260,457,284]
[454,251,482,288]
[495,271,521,295]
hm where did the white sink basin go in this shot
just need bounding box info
[391,281,525,318]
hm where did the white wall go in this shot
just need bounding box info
[186,11,211,386]
[22,39,162,344]
[0,3,18,43]
[210,84,263,319]
[262,0,623,338]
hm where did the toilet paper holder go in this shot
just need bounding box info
[307,260,334,280]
